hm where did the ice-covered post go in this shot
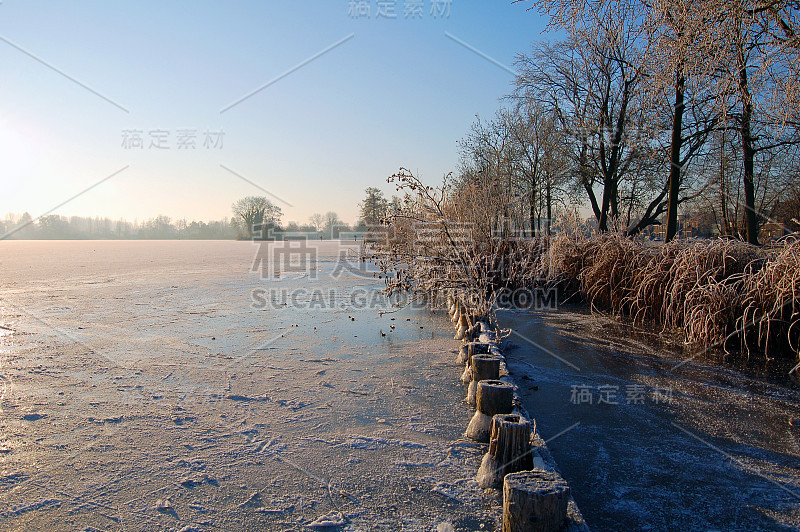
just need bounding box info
[502,470,570,532]
[476,414,533,489]
[450,300,462,324]
[456,341,490,365]
[465,379,514,442]
[467,354,501,406]
[455,314,469,340]
[463,314,483,342]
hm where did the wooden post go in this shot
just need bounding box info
[467,355,501,406]
[457,342,490,373]
[461,318,482,342]
[476,414,533,489]
[469,342,491,358]
[460,363,472,385]
[502,470,570,532]
[452,302,462,324]
[488,414,533,476]
[472,355,501,382]
[477,380,514,416]
[465,380,514,442]
[465,315,484,342]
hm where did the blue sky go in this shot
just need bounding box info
[0,1,551,225]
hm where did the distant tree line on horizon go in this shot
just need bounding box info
[0,212,240,240]
[1,188,402,241]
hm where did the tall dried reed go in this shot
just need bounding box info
[538,232,797,360]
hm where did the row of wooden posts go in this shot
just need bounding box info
[448,297,572,532]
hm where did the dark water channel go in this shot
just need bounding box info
[499,307,800,531]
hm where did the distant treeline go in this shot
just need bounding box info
[1,213,238,240]
[0,213,361,240]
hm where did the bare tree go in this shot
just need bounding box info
[724,1,799,243]
[323,211,345,238]
[647,0,800,243]
[309,213,324,232]
[232,196,282,239]
[514,28,661,234]
[505,103,571,235]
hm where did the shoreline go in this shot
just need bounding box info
[446,297,589,531]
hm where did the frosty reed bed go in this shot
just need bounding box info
[524,233,800,361]
[376,228,800,362]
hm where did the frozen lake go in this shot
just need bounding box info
[0,240,500,530]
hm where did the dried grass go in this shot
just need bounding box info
[538,233,799,360]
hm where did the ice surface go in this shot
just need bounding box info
[0,241,501,530]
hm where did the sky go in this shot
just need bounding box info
[0,1,552,226]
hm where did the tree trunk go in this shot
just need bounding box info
[579,137,602,225]
[720,129,730,236]
[502,470,570,532]
[529,190,536,238]
[739,61,759,245]
[546,182,552,236]
[666,67,686,243]
[599,183,611,232]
